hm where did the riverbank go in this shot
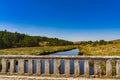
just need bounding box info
[0,46,76,55]
[78,43,120,56]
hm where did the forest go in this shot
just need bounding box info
[0,30,73,49]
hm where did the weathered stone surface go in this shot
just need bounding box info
[74,60,80,76]
[94,60,101,77]
[28,59,33,75]
[64,59,70,76]
[116,60,120,77]
[1,58,7,73]
[0,75,119,80]
[10,59,15,74]
[1,55,120,78]
[106,59,112,77]
[36,59,41,75]
[54,59,61,76]
[18,59,25,74]
[84,60,89,77]
[0,55,120,60]
[44,59,50,75]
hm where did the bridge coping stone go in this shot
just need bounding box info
[0,55,120,59]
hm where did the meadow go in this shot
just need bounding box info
[0,39,120,56]
[78,43,120,56]
[0,46,76,55]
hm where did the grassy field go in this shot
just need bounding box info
[0,46,76,55]
[0,40,120,56]
[78,43,120,56]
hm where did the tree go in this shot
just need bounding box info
[0,30,73,49]
[99,40,107,45]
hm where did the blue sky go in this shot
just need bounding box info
[0,0,120,41]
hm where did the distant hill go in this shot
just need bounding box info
[0,30,73,49]
[112,39,120,43]
[74,40,115,46]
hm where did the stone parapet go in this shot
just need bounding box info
[0,55,120,78]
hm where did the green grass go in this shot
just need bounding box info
[0,46,76,55]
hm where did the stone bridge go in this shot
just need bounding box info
[0,55,120,79]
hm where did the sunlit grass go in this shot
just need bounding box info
[78,44,120,56]
[0,46,76,55]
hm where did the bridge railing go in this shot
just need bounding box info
[0,55,120,77]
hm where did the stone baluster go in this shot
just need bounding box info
[1,56,120,78]
[106,59,112,77]
[64,59,70,76]
[116,60,120,77]
[54,59,60,76]
[74,59,80,76]
[1,58,7,73]
[45,59,50,75]
[10,59,15,74]
[28,59,33,75]
[36,59,41,75]
[84,60,89,77]
[18,59,25,74]
[94,60,101,77]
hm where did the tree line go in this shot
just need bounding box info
[0,30,73,49]
[74,40,114,46]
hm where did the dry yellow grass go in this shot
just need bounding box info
[0,46,76,55]
[79,44,120,56]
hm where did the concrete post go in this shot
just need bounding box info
[18,59,25,74]
[64,59,70,76]
[54,59,60,76]
[45,59,50,75]
[106,59,112,77]
[74,60,80,76]
[10,59,15,74]
[84,60,89,77]
[116,60,120,77]
[94,60,101,77]
[36,59,41,75]
[1,58,7,73]
[28,59,33,75]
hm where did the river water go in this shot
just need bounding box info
[15,49,94,75]
[50,49,79,56]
